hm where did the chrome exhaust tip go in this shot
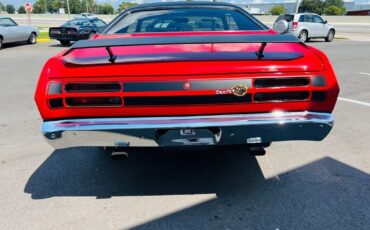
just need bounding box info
[110,150,128,160]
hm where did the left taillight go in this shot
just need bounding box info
[292,22,299,29]
[50,28,61,35]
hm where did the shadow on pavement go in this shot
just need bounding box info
[1,42,32,50]
[24,147,370,229]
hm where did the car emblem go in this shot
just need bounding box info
[232,84,248,97]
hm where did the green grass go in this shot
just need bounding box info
[334,37,348,40]
[38,31,50,40]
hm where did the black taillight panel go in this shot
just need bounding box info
[49,98,64,108]
[65,83,121,93]
[311,91,327,101]
[66,97,122,107]
[254,91,310,102]
[254,78,310,88]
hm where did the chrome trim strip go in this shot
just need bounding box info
[42,112,334,149]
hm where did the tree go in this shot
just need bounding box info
[97,3,114,15]
[18,6,26,14]
[269,5,286,15]
[299,0,346,15]
[323,5,344,15]
[325,0,345,8]
[299,0,324,14]
[5,4,15,14]
[323,0,346,15]
[33,0,47,13]
[118,2,137,13]
[0,2,5,13]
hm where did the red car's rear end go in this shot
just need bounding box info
[35,2,339,150]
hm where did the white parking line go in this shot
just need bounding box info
[359,72,370,76]
[338,97,370,107]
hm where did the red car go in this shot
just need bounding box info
[35,2,339,155]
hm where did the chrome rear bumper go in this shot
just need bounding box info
[42,112,334,149]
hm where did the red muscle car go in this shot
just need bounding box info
[35,2,339,155]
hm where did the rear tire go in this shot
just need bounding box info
[0,37,3,50]
[325,30,335,42]
[27,32,37,44]
[298,30,308,43]
[60,40,71,46]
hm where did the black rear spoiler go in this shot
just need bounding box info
[63,34,302,65]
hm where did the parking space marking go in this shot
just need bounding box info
[338,97,370,107]
[359,72,370,76]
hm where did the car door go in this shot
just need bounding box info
[313,15,326,37]
[298,15,309,33]
[304,15,318,37]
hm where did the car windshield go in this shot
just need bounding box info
[105,8,264,34]
[63,20,92,27]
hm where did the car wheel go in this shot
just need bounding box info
[27,32,37,44]
[325,30,335,42]
[0,37,3,50]
[298,30,308,43]
[60,40,71,46]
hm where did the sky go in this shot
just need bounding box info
[1,0,370,9]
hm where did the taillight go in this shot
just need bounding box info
[292,22,299,29]
[50,29,61,35]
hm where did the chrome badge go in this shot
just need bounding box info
[232,84,248,97]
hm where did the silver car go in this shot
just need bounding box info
[273,13,335,43]
[0,17,39,50]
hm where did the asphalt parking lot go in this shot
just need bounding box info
[0,40,369,229]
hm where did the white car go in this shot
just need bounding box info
[0,17,39,50]
[75,13,97,19]
[273,13,335,43]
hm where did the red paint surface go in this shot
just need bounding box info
[35,31,339,120]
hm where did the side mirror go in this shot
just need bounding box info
[324,20,328,24]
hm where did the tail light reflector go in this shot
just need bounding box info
[47,82,62,95]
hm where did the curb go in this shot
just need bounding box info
[38,38,51,42]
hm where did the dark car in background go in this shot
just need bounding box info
[49,18,107,46]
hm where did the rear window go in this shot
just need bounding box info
[276,14,294,22]
[105,8,264,34]
[63,20,93,27]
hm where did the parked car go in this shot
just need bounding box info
[75,13,96,19]
[273,13,335,43]
[49,18,107,46]
[0,16,39,50]
[35,2,339,155]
